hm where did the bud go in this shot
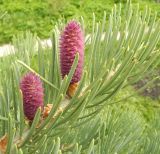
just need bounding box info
[60,21,84,97]
[20,72,44,120]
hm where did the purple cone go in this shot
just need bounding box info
[60,21,84,84]
[20,72,44,121]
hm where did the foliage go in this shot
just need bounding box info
[0,2,160,154]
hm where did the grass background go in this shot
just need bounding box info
[0,0,160,44]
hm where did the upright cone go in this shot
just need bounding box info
[20,72,44,121]
[60,21,84,97]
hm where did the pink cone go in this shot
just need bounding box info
[20,72,44,120]
[60,21,84,84]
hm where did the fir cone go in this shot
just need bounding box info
[20,72,44,121]
[60,21,84,97]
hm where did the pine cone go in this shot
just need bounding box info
[20,72,44,121]
[60,21,84,97]
[60,21,84,84]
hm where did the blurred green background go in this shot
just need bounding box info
[0,0,160,44]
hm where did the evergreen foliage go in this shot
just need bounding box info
[0,2,160,154]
